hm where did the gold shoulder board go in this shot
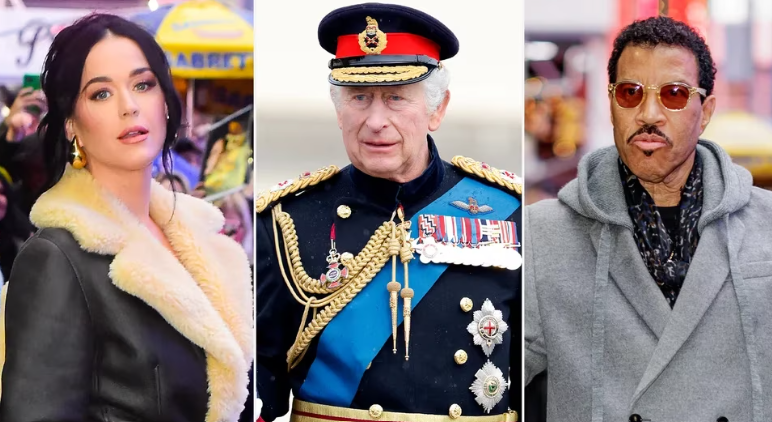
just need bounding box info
[451,156,523,195]
[255,165,340,213]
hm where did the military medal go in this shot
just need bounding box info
[467,298,508,357]
[467,246,483,267]
[493,218,522,270]
[447,243,463,266]
[412,215,443,263]
[320,224,349,289]
[417,237,441,264]
[469,360,507,413]
[502,245,522,271]
[412,215,520,269]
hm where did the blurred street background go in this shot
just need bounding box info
[254,0,523,194]
[525,0,772,207]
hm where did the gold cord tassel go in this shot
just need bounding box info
[386,221,401,354]
[401,286,413,360]
[274,202,398,368]
[397,207,414,360]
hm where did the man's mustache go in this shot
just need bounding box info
[626,124,672,146]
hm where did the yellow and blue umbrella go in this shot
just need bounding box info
[133,0,253,79]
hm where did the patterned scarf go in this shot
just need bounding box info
[619,154,703,307]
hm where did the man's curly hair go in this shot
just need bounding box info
[608,16,717,100]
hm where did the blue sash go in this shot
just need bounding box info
[297,177,521,405]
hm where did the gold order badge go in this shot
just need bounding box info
[358,16,388,54]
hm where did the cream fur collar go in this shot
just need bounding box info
[29,165,253,422]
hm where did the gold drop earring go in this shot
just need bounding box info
[71,136,87,169]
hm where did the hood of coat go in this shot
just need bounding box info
[29,165,254,422]
[557,140,752,232]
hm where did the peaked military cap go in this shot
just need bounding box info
[318,2,459,86]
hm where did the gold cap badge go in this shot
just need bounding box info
[358,16,387,54]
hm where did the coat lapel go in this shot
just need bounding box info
[29,166,253,422]
[607,226,672,339]
[629,220,733,407]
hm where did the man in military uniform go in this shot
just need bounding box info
[255,4,522,421]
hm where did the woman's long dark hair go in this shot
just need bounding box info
[37,13,182,193]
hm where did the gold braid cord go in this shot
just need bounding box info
[275,210,392,295]
[451,156,523,195]
[272,204,413,370]
[331,66,429,83]
[255,165,340,213]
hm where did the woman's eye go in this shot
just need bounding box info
[91,90,111,101]
[135,80,158,91]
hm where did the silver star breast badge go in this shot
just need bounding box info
[469,360,507,413]
[466,298,508,357]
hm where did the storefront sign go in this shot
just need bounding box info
[166,51,252,71]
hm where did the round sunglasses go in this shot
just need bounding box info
[608,81,707,111]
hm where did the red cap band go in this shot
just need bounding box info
[335,33,440,60]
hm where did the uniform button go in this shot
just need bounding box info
[337,205,352,218]
[460,297,473,312]
[629,415,642,422]
[454,349,468,365]
[717,417,728,422]
[369,404,383,419]
[449,404,462,419]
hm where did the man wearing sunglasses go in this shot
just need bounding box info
[525,16,772,422]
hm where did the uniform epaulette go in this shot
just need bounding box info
[255,165,341,213]
[451,156,523,195]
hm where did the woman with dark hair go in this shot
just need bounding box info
[0,14,253,422]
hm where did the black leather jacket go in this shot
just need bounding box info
[0,165,253,422]
[1,228,209,421]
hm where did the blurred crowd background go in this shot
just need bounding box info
[0,0,255,283]
[524,0,772,206]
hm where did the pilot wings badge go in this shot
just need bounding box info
[449,197,494,215]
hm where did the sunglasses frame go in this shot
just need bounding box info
[608,80,708,112]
